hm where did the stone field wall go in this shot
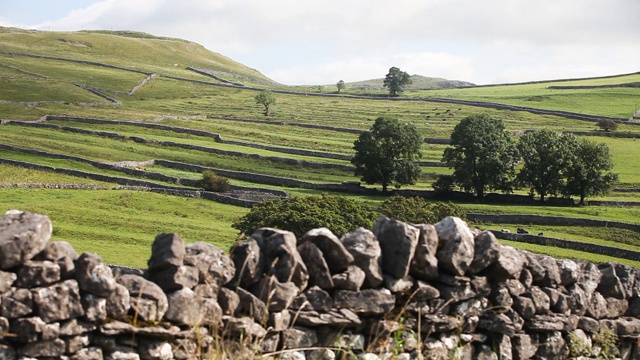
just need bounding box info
[1,210,640,359]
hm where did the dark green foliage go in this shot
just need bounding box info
[231,194,378,238]
[432,175,456,194]
[517,130,577,202]
[254,90,276,116]
[563,139,618,205]
[197,170,231,192]
[442,114,519,199]
[377,195,466,224]
[597,119,619,132]
[383,67,412,96]
[352,117,422,192]
[336,80,346,93]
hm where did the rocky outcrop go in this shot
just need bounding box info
[0,210,639,359]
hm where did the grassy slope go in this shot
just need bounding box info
[1,27,640,266]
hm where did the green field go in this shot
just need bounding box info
[1,27,640,267]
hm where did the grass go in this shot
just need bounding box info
[0,188,247,268]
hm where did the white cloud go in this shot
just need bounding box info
[15,0,640,85]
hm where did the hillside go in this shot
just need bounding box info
[1,27,640,270]
[345,74,475,90]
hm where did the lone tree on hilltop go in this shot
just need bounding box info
[254,90,276,116]
[563,139,618,205]
[352,117,422,192]
[383,66,412,96]
[517,129,577,202]
[442,114,519,199]
[336,80,346,93]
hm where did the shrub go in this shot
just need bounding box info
[197,171,231,192]
[597,119,619,132]
[377,195,466,224]
[232,194,377,238]
[432,175,455,194]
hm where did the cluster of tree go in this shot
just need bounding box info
[442,114,618,204]
[232,194,465,238]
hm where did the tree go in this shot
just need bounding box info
[336,80,346,93]
[517,129,578,202]
[254,91,276,116]
[442,114,519,199]
[377,195,466,224]
[352,117,422,192]
[232,194,377,238]
[196,171,231,192]
[563,139,618,205]
[383,66,412,96]
[597,119,619,132]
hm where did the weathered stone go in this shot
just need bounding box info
[82,293,107,322]
[164,287,200,325]
[578,316,600,333]
[269,310,291,331]
[373,216,419,279]
[578,261,602,296]
[229,238,264,289]
[35,241,78,279]
[236,287,268,324]
[490,285,513,309]
[415,280,441,301]
[70,347,103,360]
[217,287,240,315]
[149,265,199,292]
[513,296,536,320]
[293,308,361,328]
[606,297,629,318]
[566,329,591,358]
[0,343,15,360]
[10,316,54,342]
[1,287,32,318]
[138,339,174,360]
[452,298,486,317]
[19,338,65,358]
[525,286,550,315]
[0,270,16,293]
[477,312,516,336]
[340,227,383,289]
[331,265,365,291]
[59,318,97,336]
[301,228,354,273]
[557,259,579,286]
[65,334,90,354]
[598,262,635,299]
[521,251,545,283]
[519,268,533,288]
[505,279,526,297]
[542,287,570,314]
[434,217,474,276]
[615,317,640,335]
[586,291,608,319]
[75,252,116,297]
[32,279,84,322]
[99,320,180,337]
[223,316,266,338]
[172,338,197,360]
[383,273,414,293]
[421,314,464,333]
[282,327,318,349]
[410,224,439,281]
[470,276,492,297]
[525,314,575,332]
[14,260,60,288]
[108,347,141,360]
[511,333,537,360]
[566,284,588,316]
[536,255,561,287]
[627,296,640,317]
[117,274,168,322]
[0,210,52,270]
[252,228,308,290]
[147,233,185,272]
[301,286,333,312]
[485,245,525,281]
[184,241,236,287]
[253,275,299,312]
[106,283,130,320]
[468,230,500,275]
[532,331,568,360]
[334,289,395,315]
[437,283,476,302]
[306,348,335,360]
[496,334,513,360]
[297,242,333,289]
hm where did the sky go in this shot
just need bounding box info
[1,0,638,86]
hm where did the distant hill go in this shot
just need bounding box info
[345,74,475,90]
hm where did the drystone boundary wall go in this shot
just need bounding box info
[1,211,640,359]
[467,213,640,233]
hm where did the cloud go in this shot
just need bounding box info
[21,0,640,85]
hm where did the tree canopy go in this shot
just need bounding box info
[563,139,618,205]
[336,80,346,93]
[442,114,519,199]
[383,67,412,96]
[254,90,276,116]
[517,129,578,202]
[352,117,422,192]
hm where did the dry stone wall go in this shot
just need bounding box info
[1,210,640,359]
